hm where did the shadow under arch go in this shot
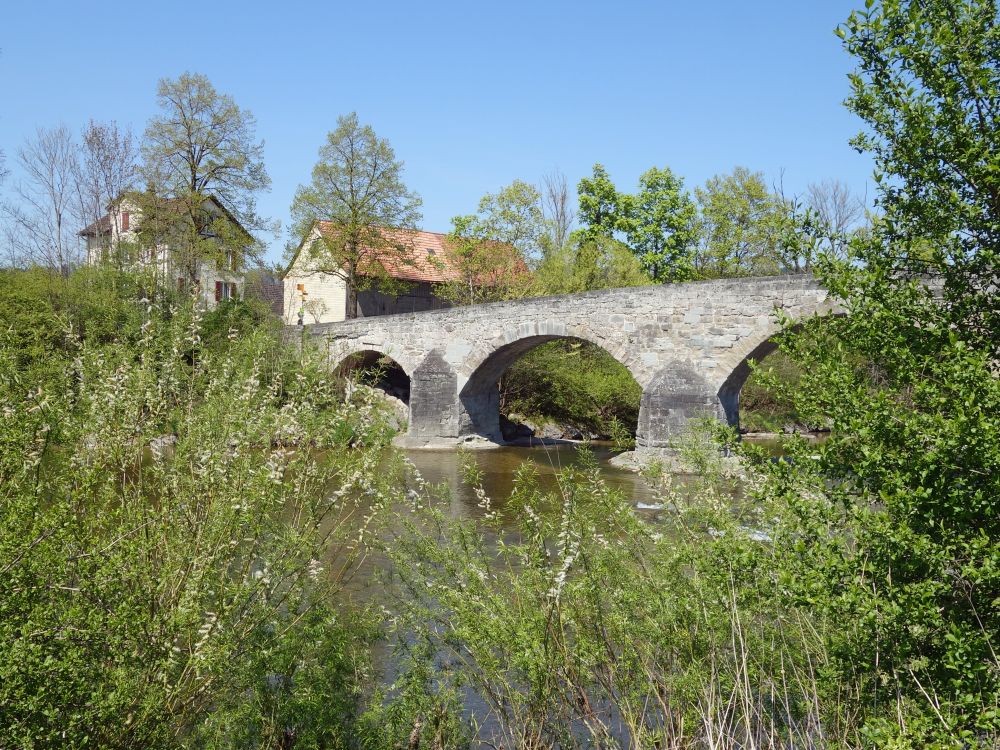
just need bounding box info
[716,316,839,432]
[458,333,642,443]
[717,338,780,429]
[334,349,411,404]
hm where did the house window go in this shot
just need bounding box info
[215,281,238,302]
[121,212,130,232]
[226,248,240,271]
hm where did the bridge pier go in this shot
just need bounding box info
[400,350,462,448]
[636,364,726,455]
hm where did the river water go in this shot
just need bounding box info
[401,442,661,515]
[399,436,789,518]
[332,437,792,605]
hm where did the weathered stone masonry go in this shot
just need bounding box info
[299,274,839,459]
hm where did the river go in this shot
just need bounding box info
[401,442,660,516]
[331,436,795,604]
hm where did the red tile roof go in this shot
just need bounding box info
[316,223,464,283]
[79,214,112,238]
[313,223,529,286]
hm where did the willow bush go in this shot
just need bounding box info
[0,281,396,748]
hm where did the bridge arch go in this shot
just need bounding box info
[307,274,840,456]
[716,336,781,429]
[713,311,840,433]
[457,321,645,442]
[332,348,412,412]
[329,343,416,379]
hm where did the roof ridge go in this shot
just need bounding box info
[315,221,450,238]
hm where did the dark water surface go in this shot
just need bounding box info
[329,436,810,601]
[402,442,662,516]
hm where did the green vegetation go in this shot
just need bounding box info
[500,339,641,440]
[376,2,1000,746]
[577,164,699,282]
[532,234,652,296]
[739,349,809,433]
[693,166,798,278]
[2,0,998,745]
[0,268,396,747]
[382,446,843,748]
[435,180,543,305]
[141,72,275,278]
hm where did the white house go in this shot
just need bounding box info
[282,222,461,325]
[80,194,248,309]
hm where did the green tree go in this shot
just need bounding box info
[469,179,545,260]
[533,234,651,295]
[577,163,698,281]
[623,166,698,281]
[738,2,1000,744]
[142,72,272,281]
[288,113,423,318]
[435,181,538,306]
[839,0,1000,349]
[693,166,792,278]
[577,164,623,240]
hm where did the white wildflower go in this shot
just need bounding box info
[307,558,323,581]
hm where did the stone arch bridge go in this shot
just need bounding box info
[299,275,838,459]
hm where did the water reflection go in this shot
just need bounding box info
[402,442,661,520]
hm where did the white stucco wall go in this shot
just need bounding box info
[198,259,244,310]
[282,230,348,324]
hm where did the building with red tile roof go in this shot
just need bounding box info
[282,221,527,324]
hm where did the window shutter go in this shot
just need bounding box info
[121,212,129,232]
[215,281,222,302]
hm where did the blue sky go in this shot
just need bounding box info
[1,0,873,265]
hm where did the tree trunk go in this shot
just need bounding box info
[346,263,359,319]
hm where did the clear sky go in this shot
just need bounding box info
[1,0,873,265]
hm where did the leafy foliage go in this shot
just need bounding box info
[434,181,540,306]
[0,269,397,748]
[381,446,841,748]
[841,0,1000,349]
[500,339,641,439]
[141,72,273,276]
[143,72,270,226]
[288,112,423,318]
[531,234,651,296]
[693,166,796,278]
[578,163,698,281]
[739,349,819,434]
[728,1,1000,744]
